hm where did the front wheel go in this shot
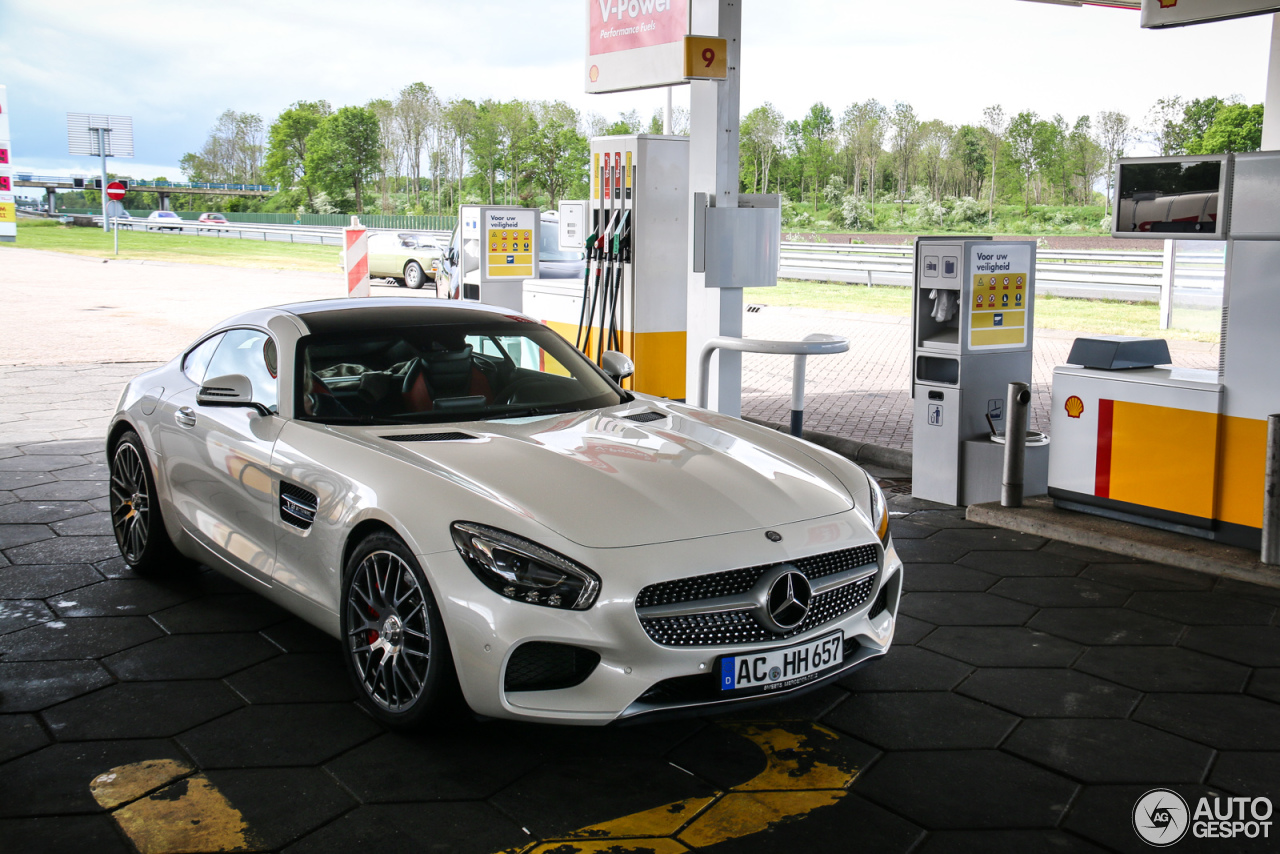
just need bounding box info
[404,261,426,289]
[341,533,458,728]
[109,431,183,575]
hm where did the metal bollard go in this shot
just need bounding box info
[1263,414,1280,565]
[1002,382,1032,507]
[790,353,807,437]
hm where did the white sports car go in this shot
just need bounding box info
[107,298,902,727]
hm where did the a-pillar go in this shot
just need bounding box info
[685,0,742,414]
[1264,13,1280,149]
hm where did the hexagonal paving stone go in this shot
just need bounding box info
[0,715,51,764]
[0,816,133,854]
[1208,752,1280,798]
[1004,718,1214,784]
[889,519,939,540]
[224,653,353,704]
[1127,591,1276,627]
[929,528,1048,553]
[1075,646,1251,693]
[827,691,1019,750]
[920,627,1083,668]
[0,501,94,525]
[915,829,1109,854]
[1063,784,1237,854]
[687,793,926,854]
[857,750,1078,829]
[50,463,109,482]
[0,490,16,507]
[957,550,1086,578]
[21,440,104,456]
[840,646,973,693]
[902,564,998,593]
[47,579,196,619]
[259,618,342,654]
[0,616,162,661]
[988,577,1132,609]
[1214,577,1280,608]
[491,757,718,839]
[898,592,1036,627]
[0,564,102,598]
[48,513,111,536]
[150,593,290,634]
[104,632,280,681]
[0,661,114,712]
[198,768,357,851]
[0,472,56,492]
[0,525,54,551]
[1180,626,1280,667]
[1080,562,1213,592]
[177,703,380,768]
[895,539,970,564]
[1028,608,1184,647]
[0,455,87,472]
[11,480,107,502]
[4,535,120,565]
[282,802,528,854]
[890,614,936,646]
[1248,669,1280,703]
[41,680,244,740]
[0,738,190,817]
[0,599,53,634]
[956,669,1140,718]
[326,729,546,802]
[1134,694,1280,751]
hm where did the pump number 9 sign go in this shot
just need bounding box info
[683,36,727,80]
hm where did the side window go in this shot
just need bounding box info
[182,334,224,384]
[205,328,279,412]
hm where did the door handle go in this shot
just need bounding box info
[175,407,197,428]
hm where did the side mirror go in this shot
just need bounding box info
[197,374,271,416]
[601,351,635,383]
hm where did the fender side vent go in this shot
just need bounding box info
[623,411,666,423]
[280,482,318,530]
[382,432,479,442]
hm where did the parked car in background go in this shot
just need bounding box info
[367,231,442,290]
[197,212,229,230]
[145,211,184,231]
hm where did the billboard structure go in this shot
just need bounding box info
[68,112,134,231]
[1142,0,1280,28]
[0,85,14,243]
[585,0,691,93]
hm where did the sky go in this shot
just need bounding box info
[0,0,1272,190]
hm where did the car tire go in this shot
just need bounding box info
[341,532,460,728]
[108,430,184,575]
[404,261,426,289]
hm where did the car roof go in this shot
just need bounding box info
[270,297,534,335]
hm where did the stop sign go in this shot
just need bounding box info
[106,181,126,201]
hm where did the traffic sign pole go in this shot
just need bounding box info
[98,128,108,232]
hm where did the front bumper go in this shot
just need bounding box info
[420,512,902,725]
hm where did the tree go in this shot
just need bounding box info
[1005,111,1038,212]
[443,99,478,210]
[264,101,330,210]
[918,120,953,201]
[1146,96,1185,156]
[305,106,381,214]
[953,125,988,198]
[1069,116,1103,206]
[182,110,266,187]
[1173,96,1229,154]
[740,103,784,193]
[367,97,401,212]
[395,83,437,206]
[799,102,835,210]
[1194,103,1264,154]
[889,102,920,214]
[528,102,589,206]
[982,105,1007,225]
[1096,110,1133,219]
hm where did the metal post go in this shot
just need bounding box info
[113,217,118,255]
[1159,239,1176,330]
[790,353,807,437]
[664,87,673,135]
[98,128,109,233]
[1001,382,1031,507]
[1263,414,1280,565]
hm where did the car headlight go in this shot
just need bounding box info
[450,522,600,610]
[866,473,890,546]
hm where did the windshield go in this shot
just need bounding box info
[296,320,626,425]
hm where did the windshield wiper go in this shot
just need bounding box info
[307,415,400,426]
[489,404,586,420]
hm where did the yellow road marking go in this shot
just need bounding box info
[497,721,861,854]
[90,762,251,853]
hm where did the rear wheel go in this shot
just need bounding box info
[109,431,182,575]
[341,532,458,728]
[404,261,425,289]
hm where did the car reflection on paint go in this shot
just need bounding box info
[106,297,901,728]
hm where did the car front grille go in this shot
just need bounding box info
[635,545,880,648]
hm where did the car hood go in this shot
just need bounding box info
[345,404,854,549]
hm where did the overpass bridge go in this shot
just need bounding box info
[13,174,277,213]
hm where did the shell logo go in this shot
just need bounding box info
[589,65,600,83]
[1065,395,1085,419]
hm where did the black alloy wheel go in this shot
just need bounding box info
[341,532,457,727]
[109,430,181,575]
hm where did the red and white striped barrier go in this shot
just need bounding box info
[344,216,369,298]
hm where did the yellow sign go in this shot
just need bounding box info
[592,152,600,200]
[0,202,14,224]
[683,36,728,80]
[486,226,534,278]
[969,272,1028,349]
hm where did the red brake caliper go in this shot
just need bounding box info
[367,605,380,645]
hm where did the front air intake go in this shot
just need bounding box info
[504,642,600,692]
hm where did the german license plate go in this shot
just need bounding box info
[717,631,844,696]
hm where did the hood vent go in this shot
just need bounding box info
[383,431,479,442]
[623,411,667,424]
[280,482,318,530]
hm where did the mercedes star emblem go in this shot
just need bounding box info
[762,570,812,632]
